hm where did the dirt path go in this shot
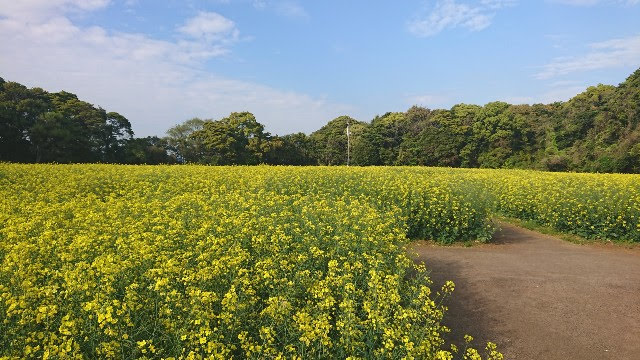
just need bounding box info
[409,222,640,360]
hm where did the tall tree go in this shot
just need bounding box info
[103,112,134,162]
[264,133,315,165]
[310,115,364,165]
[190,112,270,165]
[122,136,177,164]
[166,118,206,163]
[0,81,50,161]
[352,112,410,166]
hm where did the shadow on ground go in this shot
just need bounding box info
[409,222,640,360]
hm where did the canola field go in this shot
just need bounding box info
[0,164,638,359]
[488,170,640,242]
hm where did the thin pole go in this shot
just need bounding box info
[346,120,351,166]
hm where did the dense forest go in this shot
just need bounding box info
[1,68,639,172]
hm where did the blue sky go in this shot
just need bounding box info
[1,0,640,136]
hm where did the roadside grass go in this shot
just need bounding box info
[496,215,640,249]
[415,216,640,249]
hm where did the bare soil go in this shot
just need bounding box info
[409,222,640,360]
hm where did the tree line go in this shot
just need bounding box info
[1,68,639,172]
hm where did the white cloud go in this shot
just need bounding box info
[201,0,309,19]
[178,11,238,41]
[0,2,354,136]
[407,0,516,37]
[0,0,111,21]
[408,0,490,37]
[536,34,640,79]
[504,84,587,104]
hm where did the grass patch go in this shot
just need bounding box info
[496,215,640,249]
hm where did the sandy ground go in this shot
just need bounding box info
[409,222,640,360]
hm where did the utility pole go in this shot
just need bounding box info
[346,119,351,166]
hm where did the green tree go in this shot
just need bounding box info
[122,136,177,164]
[166,118,206,163]
[2,66,640,171]
[310,115,364,165]
[103,112,134,162]
[0,81,50,161]
[265,133,315,165]
[30,111,88,163]
[396,106,434,165]
[352,112,411,166]
[190,112,270,165]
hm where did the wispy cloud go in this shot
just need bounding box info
[504,82,588,104]
[177,11,239,42]
[407,0,516,37]
[536,34,640,79]
[0,1,353,136]
[0,0,111,20]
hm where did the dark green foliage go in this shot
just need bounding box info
[352,112,411,166]
[349,69,640,173]
[309,115,364,165]
[121,137,177,164]
[2,67,640,172]
[165,118,206,163]
[0,81,134,163]
[189,112,271,165]
[264,133,315,165]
